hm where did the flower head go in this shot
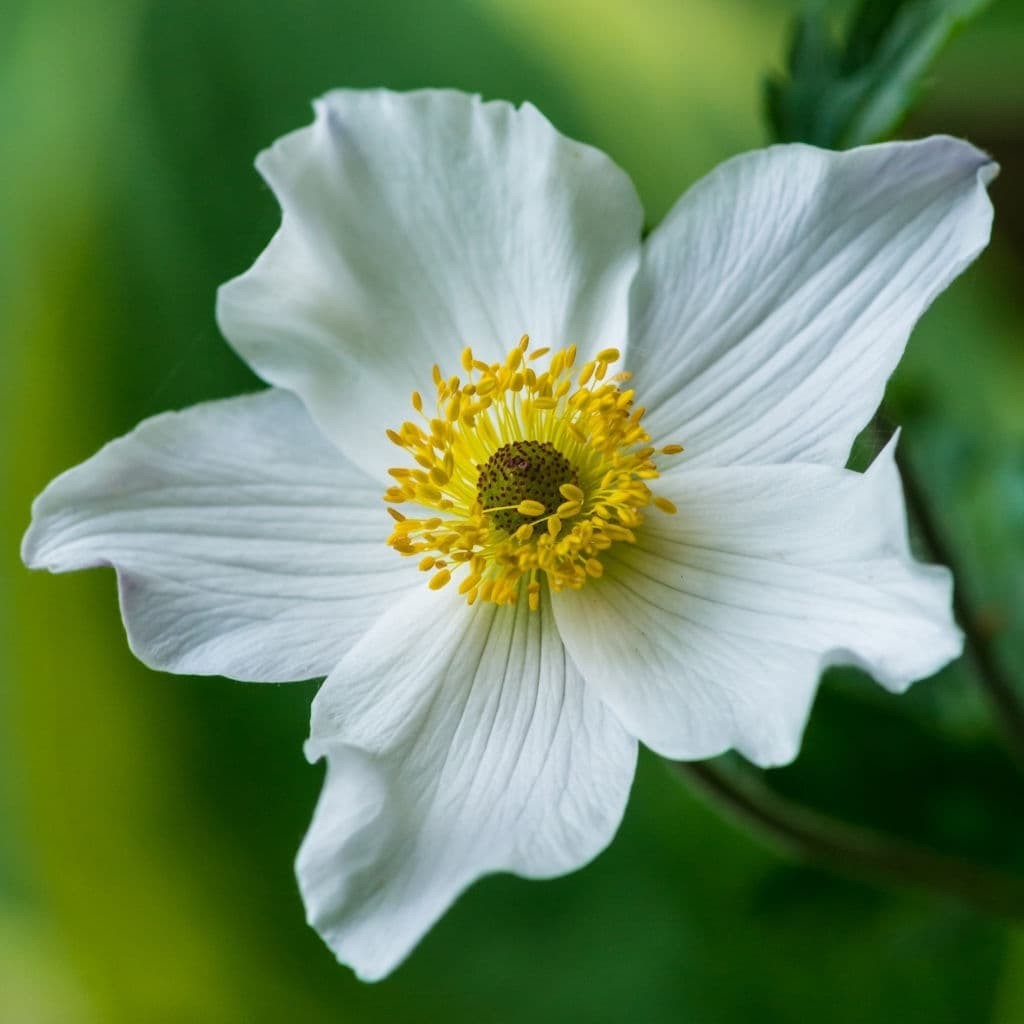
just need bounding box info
[23,89,995,980]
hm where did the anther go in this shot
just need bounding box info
[429,568,452,590]
[517,499,546,518]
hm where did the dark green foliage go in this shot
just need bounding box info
[766,0,992,148]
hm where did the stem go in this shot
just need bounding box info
[895,443,1024,770]
[674,759,1024,919]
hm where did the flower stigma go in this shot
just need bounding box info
[384,335,683,609]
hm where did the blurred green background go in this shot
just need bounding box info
[3,1,1024,1021]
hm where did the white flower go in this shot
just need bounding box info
[22,89,995,980]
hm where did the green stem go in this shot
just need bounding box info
[673,759,1024,919]
[895,443,1024,771]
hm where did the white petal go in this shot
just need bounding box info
[22,390,414,681]
[217,88,643,482]
[297,583,637,980]
[627,137,996,466]
[552,441,961,767]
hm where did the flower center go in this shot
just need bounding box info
[384,335,682,609]
[477,440,578,533]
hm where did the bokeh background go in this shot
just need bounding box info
[3,1,1024,1021]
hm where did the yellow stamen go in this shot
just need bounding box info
[514,523,535,542]
[383,338,684,608]
[516,499,547,518]
[429,568,452,590]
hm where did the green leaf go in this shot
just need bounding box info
[766,0,992,148]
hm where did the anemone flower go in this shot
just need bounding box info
[23,89,995,980]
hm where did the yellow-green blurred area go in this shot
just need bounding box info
[3,0,1024,1020]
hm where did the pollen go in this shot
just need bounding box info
[384,335,683,608]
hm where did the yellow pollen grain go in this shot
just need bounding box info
[653,497,678,514]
